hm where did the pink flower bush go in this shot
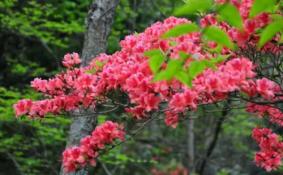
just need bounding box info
[62,52,81,68]
[62,121,125,172]
[13,99,32,117]
[13,0,283,172]
[252,128,283,171]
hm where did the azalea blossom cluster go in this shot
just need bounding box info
[13,0,283,173]
[13,4,280,121]
[14,56,99,117]
[244,78,283,127]
[247,103,283,126]
[212,0,282,53]
[252,128,283,171]
[62,121,125,172]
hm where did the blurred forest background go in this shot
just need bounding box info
[0,0,282,175]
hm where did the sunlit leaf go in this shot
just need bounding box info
[145,49,165,73]
[175,71,192,88]
[149,55,165,73]
[174,0,213,16]
[188,60,208,78]
[144,49,163,57]
[249,0,277,18]
[280,34,283,43]
[98,115,107,124]
[258,19,283,48]
[154,59,183,81]
[210,55,230,64]
[162,23,199,38]
[203,26,234,50]
[218,3,243,29]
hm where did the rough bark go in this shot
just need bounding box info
[82,0,120,65]
[60,1,119,175]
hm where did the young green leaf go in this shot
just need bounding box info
[258,19,283,48]
[188,60,208,78]
[249,0,277,18]
[203,26,234,50]
[144,49,163,57]
[97,115,107,124]
[95,60,104,68]
[175,70,193,88]
[154,59,183,81]
[144,49,165,74]
[162,23,199,38]
[213,55,229,63]
[85,67,97,74]
[174,0,213,16]
[149,55,165,74]
[218,3,243,29]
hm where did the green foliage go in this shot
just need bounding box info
[98,115,107,125]
[145,49,166,74]
[100,145,156,166]
[249,0,278,18]
[155,59,183,81]
[1,0,282,174]
[0,1,184,174]
[0,0,88,47]
[108,0,179,53]
[162,23,199,38]
[218,3,243,29]
[217,169,230,175]
[188,60,210,78]
[86,60,106,74]
[202,26,235,50]
[174,0,213,16]
[175,70,193,87]
[0,87,70,175]
[258,18,283,48]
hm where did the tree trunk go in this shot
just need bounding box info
[60,1,119,175]
[196,99,231,175]
[82,0,120,65]
[187,115,195,174]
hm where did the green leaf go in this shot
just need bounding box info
[174,0,213,16]
[162,23,199,38]
[211,54,230,63]
[95,60,104,68]
[271,14,283,21]
[149,55,165,73]
[144,49,165,73]
[259,19,283,48]
[188,60,208,78]
[175,71,193,88]
[205,55,229,70]
[98,115,107,124]
[85,61,106,74]
[86,68,97,74]
[144,49,163,57]
[154,59,183,81]
[203,26,234,50]
[218,3,243,29]
[249,0,277,18]
[179,51,190,61]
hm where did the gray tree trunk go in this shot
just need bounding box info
[82,0,120,65]
[60,1,119,175]
[187,114,195,174]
